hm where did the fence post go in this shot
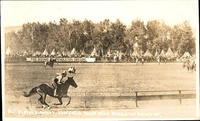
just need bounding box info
[179,90,182,104]
[84,91,87,108]
[135,91,138,107]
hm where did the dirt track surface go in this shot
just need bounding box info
[4,63,197,118]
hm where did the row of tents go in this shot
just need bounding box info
[131,48,193,59]
[5,46,194,59]
[39,48,98,57]
[5,47,98,57]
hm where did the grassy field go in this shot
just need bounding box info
[4,62,196,118]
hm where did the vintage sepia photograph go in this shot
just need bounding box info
[1,0,199,120]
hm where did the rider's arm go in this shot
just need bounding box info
[56,75,63,84]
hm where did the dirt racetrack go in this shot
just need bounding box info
[4,63,197,118]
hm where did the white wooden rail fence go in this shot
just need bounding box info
[68,89,195,108]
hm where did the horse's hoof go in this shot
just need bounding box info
[42,105,47,109]
[42,105,50,109]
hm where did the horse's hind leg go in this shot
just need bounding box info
[38,96,47,108]
[37,89,49,108]
[38,96,43,104]
[54,97,63,105]
[42,94,49,107]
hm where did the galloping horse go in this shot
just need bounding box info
[44,58,56,68]
[23,77,78,108]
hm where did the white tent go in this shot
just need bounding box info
[165,48,174,58]
[118,51,124,60]
[165,48,173,58]
[174,51,179,57]
[62,51,67,56]
[66,50,71,56]
[32,50,37,57]
[181,52,192,58]
[154,50,159,57]
[6,47,11,56]
[42,49,49,56]
[160,50,166,57]
[134,42,139,48]
[71,48,76,56]
[32,53,36,57]
[51,49,56,56]
[35,51,41,56]
[144,49,153,57]
[107,49,111,57]
[57,51,62,57]
[91,48,98,56]
[81,50,86,55]
[23,50,28,56]
[131,50,140,57]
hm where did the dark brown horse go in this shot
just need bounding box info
[44,58,56,68]
[23,77,78,108]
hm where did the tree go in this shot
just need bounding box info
[93,19,113,55]
[177,21,195,55]
[47,21,60,51]
[126,19,147,54]
[5,31,22,53]
[59,18,70,51]
[146,20,172,54]
[109,19,126,51]
[81,19,95,53]
[5,19,195,57]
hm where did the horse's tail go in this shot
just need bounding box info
[23,87,38,97]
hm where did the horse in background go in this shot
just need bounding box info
[183,59,196,71]
[44,58,56,68]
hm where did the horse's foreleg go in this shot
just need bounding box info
[56,97,63,105]
[53,97,63,105]
[58,97,63,105]
[63,95,71,106]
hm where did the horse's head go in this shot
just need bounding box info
[66,77,78,88]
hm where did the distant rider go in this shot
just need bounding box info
[52,70,67,96]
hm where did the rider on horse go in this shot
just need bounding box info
[52,70,67,96]
[52,67,76,96]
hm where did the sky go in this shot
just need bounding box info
[1,0,198,28]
